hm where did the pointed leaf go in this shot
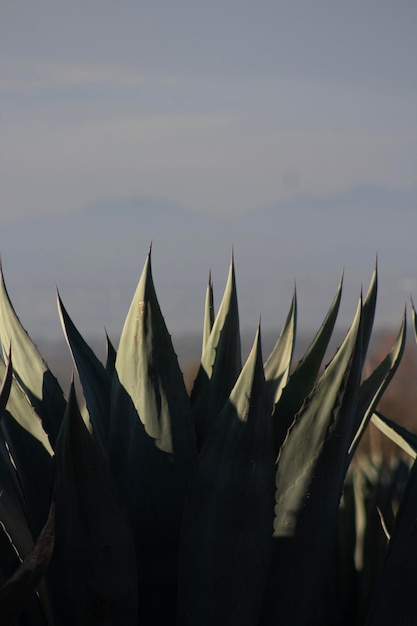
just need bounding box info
[274,297,363,536]
[105,330,116,376]
[0,348,12,418]
[361,261,378,361]
[370,411,417,459]
[261,297,364,626]
[202,271,215,354]
[271,275,343,454]
[264,288,296,409]
[0,354,53,536]
[110,249,196,463]
[0,264,66,447]
[191,256,242,448]
[348,311,407,459]
[0,355,53,457]
[57,291,111,458]
[412,297,417,345]
[109,250,197,623]
[178,328,275,626]
[0,354,28,529]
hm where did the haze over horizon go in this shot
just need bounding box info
[0,189,416,344]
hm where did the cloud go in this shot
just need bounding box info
[0,60,182,92]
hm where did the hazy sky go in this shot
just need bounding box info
[1,0,416,224]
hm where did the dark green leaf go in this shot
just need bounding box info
[1,413,54,538]
[47,382,138,626]
[0,264,66,448]
[0,473,50,626]
[202,271,215,354]
[105,330,116,376]
[264,288,296,410]
[0,355,53,457]
[370,411,417,459]
[0,347,12,418]
[191,255,242,449]
[0,471,35,575]
[0,503,54,626]
[261,297,364,626]
[361,261,378,362]
[109,249,197,623]
[57,291,111,459]
[178,327,275,626]
[271,275,343,454]
[366,456,417,625]
[110,249,196,466]
[0,353,53,537]
[349,311,407,460]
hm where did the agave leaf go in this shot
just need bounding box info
[0,264,66,448]
[0,353,26,525]
[412,298,417,345]
[109,249,197,622]
[260,297,364,626]
[202,271,215,354]
[47,382,138,626]
[0,475,49,626]
[0,357,33,544]
[0,350,53,536]
[274,296,363,536]
[361,261,378,361]
[0,395,53,535]
[1,413,54,538]
[264,288,296,410]
[319,468,360,626]
[0,523,48,626]
[57,291,111,459]
[110,248,196,464]
[271,274,343,454]
[370,412,417,459]
[178,327,275,626]
[0,503,54,626]
[0,347,12,417]
[366,456,417,625]
[0,444,20,524]
[345,458,399,625]
[191,255,242,449]
[105,330,116,376]
[0,453,35,567]
[0,355,53,457]
[348,311,407,460]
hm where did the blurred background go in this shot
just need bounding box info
[0,0,416,437]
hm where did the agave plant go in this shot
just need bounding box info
[0,251,410,625]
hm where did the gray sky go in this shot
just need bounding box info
[1,0,416,223]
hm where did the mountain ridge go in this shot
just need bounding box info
[0,184,415,340]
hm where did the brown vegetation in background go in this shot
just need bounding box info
[360,332,417,458]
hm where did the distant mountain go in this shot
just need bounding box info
[0,186,416,346]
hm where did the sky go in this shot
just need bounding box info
[1,0,416,223]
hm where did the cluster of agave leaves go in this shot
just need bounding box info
[0,249,416,625]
